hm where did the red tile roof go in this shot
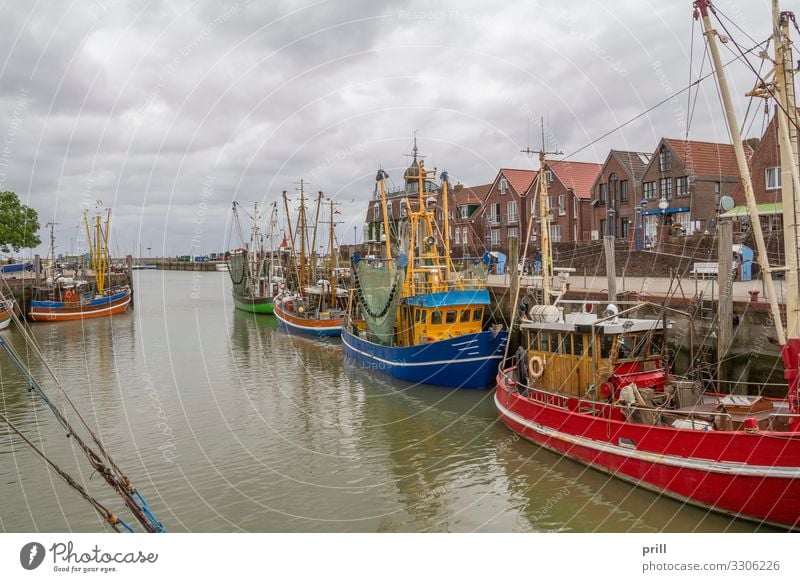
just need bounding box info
[453,183,492,205]
[664,138,743,177]
[548,160,603,199]
[498,168,538,194]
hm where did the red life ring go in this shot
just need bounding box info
[65,289,74,301]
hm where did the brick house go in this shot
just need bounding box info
[589,150,653,243]
[728,110,793,232]
[639,138,742,246]
[450,183,492,257]
[480,168,538,254]
[526,160,602,243]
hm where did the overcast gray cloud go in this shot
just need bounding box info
[0,0,780,257]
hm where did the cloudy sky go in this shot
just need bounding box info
[0,0,783,257]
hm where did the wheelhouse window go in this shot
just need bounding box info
[431,311,442,325]
[445,310,457,324]
[472,308,483,321]
[460,309,470,323]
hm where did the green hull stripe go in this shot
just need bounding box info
[233,298,275,314]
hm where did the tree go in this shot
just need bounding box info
[0,191,40,253]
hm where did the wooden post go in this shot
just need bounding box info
[126,255,134,307]
[717,221,733,389]
[34,254,41,283]
[509,236,519,308]
[604,236,617,301]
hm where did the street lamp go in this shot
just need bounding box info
[657,196,668,250]
[607,206,616,238]
[636,197,648,250]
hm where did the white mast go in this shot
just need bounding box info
[696,0,786,346]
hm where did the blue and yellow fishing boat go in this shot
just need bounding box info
[342,144,507,388]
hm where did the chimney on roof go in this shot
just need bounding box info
[454,182,463,192]
[743,137,759,151]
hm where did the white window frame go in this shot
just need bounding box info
[507,227,519,240]
[490,228,500,245]
[558,194,566,216]
[459,206,469,219]
[499,177,508,195]
[462,227,468,244]
[675,176,689,197]
[373,205,380,220]
[507,200,518,223]
[573,196,578,218]
[454,228,461,244]
[644,181,656,200]
[766,166,782,190]
[550,224,561,243]
[659,148,671,172]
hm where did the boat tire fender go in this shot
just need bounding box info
[529,355,545,380]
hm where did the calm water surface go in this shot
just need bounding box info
[0,271,773,532]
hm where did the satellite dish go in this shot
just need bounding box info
[719,195,735,212]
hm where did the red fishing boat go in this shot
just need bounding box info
[495,0,800,530]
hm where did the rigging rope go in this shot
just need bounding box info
[0,303,165,533]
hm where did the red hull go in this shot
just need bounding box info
[28,293,131,322]
[495,369,800,529]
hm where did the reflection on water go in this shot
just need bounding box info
[0,270,773,532]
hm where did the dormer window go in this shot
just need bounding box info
[659,148,671,172]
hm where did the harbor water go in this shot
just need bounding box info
[0,271,774,532]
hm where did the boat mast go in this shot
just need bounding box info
[696,0,786,352]
[328,198,338,306]
[298,179,307,292]
[378,170,392,259]
[251,202,260,293]
[772,0,800,415]
[310,191,323,283]
[538,150,553,305]
[441,170,451,277]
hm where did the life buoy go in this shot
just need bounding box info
[65,289,74,301]
[528,355,545,380]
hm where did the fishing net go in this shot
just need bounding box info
[355,259,404,345]
[228,252,249,291]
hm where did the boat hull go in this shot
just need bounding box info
[494,370,800,529]
[0,310,9,330]
[274,303,342,337]
[232,292,274,314]
[29,289,132,322]
[342,326,507,389]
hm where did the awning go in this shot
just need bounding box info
[642,206,690,216]
[719,203,783,218]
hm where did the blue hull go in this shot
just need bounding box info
[341,326,508,389]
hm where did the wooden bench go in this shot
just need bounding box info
[690,262,718,279]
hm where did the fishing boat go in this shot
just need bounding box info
[28,209,132,322]
[495,0,800,530]
[274,180,347,336]
[341,143,507,389]
[227,201,282,314]
[0,299,13,330]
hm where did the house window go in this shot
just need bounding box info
[766,166,782,190]
[459,206,469,219]
[489,203,500,225]
[558,194,565,215]
[546,170,553,183]
[599,219,606,237]
[674,211,691,234]
[507,200,518,223]
[386,201,393,217]
[573,223,578,241]
[659,148,671,172]
[454,228,461,244]
[462,227,468,244]
[547,195,553,213]
[500,178,508,195]
[675,176,689,197]
[507,227,519,239]
[598,183,607,205]
[400,203,407,218]
[551,224,561,242]
[573,196,578,218]
[714,182,721,206]
[660,177,672,200]
[621,217,630,239]
[531,198,538,216]
[490,229,500,245]
[644,181,656,200]
[373,205,380,220]
[620,180,629,202]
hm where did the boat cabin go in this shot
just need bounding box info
[519,307,667,399]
